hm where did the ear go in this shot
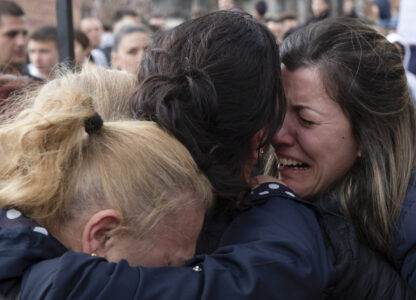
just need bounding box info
[111,53,119,69]
[250,129,266,160]
[81,209,121,257]
[244,129,266,182]
[84,46,92,57]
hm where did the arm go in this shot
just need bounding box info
[21,183,333,300]
[393,175,416,288]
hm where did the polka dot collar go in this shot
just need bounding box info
[0,208,48,236]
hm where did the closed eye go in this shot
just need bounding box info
[128,48,139,55]
[299,116,315,126]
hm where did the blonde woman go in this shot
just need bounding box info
[0,66,212,298]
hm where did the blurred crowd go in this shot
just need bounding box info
[0,0,415,100]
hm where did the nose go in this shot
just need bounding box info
[30,52,40,65]
[15,33,26,48]
[271,114,296,148]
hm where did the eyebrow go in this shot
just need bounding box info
[292,104,327,117]
[5,29,27,36]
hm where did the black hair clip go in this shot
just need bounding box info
[84,112,103,135]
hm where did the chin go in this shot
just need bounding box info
[284,180,311,199]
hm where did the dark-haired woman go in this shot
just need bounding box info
[131,9,285,254]
[268,17,416,295]
[0,12,414,300]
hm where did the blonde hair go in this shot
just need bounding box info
[0,67,213,243]
[44,64,137,121]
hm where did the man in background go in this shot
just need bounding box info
[0,0,28,76]
[80,17,109,67]
[306,0,330,25]
[27,26,59,80]
[279,13,299,39]
[218,0,235,11]
[254,1,267,23]
[266,18,283,45]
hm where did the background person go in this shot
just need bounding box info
[266,18,283,44]
[148,14,166,32]
[113,9,142,26]
[279,12,299,39]
[218,0,235,10]
[79,17,109,67]
[342,0,359,18]
[0,0,27,76]
[73,29,92,70]
[306,0,331,25]
[254,1,267,22]
[27,26,59,80]
[387,32,416,103]
[111,25,152,75]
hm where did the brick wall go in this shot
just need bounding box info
[13,0,83,31]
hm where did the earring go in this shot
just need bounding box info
[91,252,97,257]
[259,148,265,155]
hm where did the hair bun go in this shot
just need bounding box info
[84,112,103,134]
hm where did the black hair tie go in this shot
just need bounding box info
[84,112,103,135]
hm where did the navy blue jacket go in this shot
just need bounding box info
[393,173,416,288]
[0,183,333,299]
[1,182,415,299]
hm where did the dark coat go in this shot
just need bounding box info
[0,183,332,299]
[319,211,416,299]
[1,182,415,299]
[393,173,416,288]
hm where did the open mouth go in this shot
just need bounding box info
[276,157,309,170]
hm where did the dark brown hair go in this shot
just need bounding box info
[29,26,58,45]
[130,11,285,202]
[0,0,24,24]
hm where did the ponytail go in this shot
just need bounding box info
[0,87,97,221]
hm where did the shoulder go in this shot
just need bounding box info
[393,172,416,286]
[213,182,333,299]
[394,172,416,258]
[222,182,322,245]
[22,252,140,299]
[320,212,416,299]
